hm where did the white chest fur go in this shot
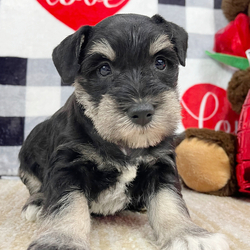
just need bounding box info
[90,165,137,215]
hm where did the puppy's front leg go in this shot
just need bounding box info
[148,187,229,250]
[28,191,91,250]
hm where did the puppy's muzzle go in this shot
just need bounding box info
[127,103,155,126]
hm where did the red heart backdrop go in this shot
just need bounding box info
[181,83,240,134]
[37,0,130,30]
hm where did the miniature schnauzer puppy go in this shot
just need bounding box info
[19,14,229,250]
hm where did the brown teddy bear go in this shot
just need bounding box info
[222,0,250,21]
[176,67,250,196]
[227,68,250,113]
[176,0,250,196]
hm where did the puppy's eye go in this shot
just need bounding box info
[155,58,166,70]
[99,64,112,76]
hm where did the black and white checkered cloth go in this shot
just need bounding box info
[0,0,232,176]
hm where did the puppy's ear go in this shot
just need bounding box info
[52,26,92,84]
[151,14,188,66]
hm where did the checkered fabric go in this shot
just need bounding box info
[0,0,232,176]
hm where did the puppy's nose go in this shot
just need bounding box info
[128,104,155,126]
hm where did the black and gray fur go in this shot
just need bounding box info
[19,14,229,250]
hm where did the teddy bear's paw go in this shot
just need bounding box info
[162,232,229,250]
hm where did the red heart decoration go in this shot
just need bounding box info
[181,83,239,134]
[37,0,130,30]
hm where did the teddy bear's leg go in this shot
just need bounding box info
[176,128,238,196]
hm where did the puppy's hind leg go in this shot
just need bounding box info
[22,192,44,222]
[19,169,44,221]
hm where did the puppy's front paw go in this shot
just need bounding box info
[163,231,229,250]
[27,233,90,250]
[28,241,89,250]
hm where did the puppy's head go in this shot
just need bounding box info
[52,14,188,149]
